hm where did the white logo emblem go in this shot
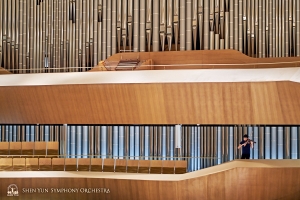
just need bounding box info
[7,184,19,197]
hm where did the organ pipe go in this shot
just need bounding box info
[1,0,299,72]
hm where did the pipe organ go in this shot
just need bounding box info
[1,124,299,172]
[0,0,300,73]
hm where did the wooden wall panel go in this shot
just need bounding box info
[1,81,300,124]
[0,167,299,200]
[105,50,300,69]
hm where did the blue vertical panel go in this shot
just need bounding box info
[217,126,222,164]
[76,126,82,158]
[30,125,35,141]
[119,126,125,159]
[12,126,17,142]
[253,126,259,159]
[134,126,140,160]
[8,126,13,142]
[162,126,167,160]
[264,126,271,159]
[44,126,49,142]
[112,126,119,158]
[189,127,195,172]
[229,126,234,160]
[271,127,277,159]
[5,126,9,141]
[169,126,174,160]
[82,126,88,158]
[193,126,199,171]
[128,126,135,159]
[100,126,107,158]
[129,126,135,159]
[291,127,298,159]
[145,126,150,160]
[70,126,76,158]
[25,126,30,141]
[194,127,198,170]
[197,127,200,170]
[196,126,201,170]
[248,126,253,159]
[67,126,71,158]
[193,127,197,170]
[277,127,284,159]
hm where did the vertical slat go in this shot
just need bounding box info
[112,126,118,158]
[159,0,166,51]
[297,0,300,56]
[233,0,238,50]
[233,126,238,159]
[285,0,289,56]
[82,126,88,158]
[167,0,173,51]
[284,127,291,159]
[277,126,284,159]
[73,0,78,71]
[81,0,86,68]
[153,0,160,51]
[134,126,140,160]
[133,0,139,52]
[262,0,266,57]
[238,0,243,52]
[100,126,107,158]
[229,0,234,49]
[145,126,150,160]
[271,126,277,159]
[101,0,107,59]
[95,126,101,158]
[107,126,112,158]
[186,0,192,50]
[0,0,2,68]
[154,126,158,158]
[70,126,76,158]
[278,0,282,57]
[272,0,276,56]
[106,0,112,57]
[291,127,298,159]
[204,0,210,50]
[140,126,144,159]
[258,0,262,57]
[149,126,154,159]
[76,126,82,158]
[111,0,117,54]
[139,0,146,51]
[268,0,272,57]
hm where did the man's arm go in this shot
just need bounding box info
[238,142,246,149]
[250,141,254,148]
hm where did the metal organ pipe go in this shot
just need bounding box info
[186,0,192,50]
[152,0,159,51]
[179,0,186,50]
[133,0,139,52]
[159,0,166,51]
[2,0,300,73]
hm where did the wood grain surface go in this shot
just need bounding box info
[1,81,300,124]
[0,161,299,200]
[105,50,300,69]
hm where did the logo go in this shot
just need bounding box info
[7,184,19,197]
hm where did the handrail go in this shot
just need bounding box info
[2,60,300,73]
[0,154,218,159]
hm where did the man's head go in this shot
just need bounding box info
[243,134,249,141]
